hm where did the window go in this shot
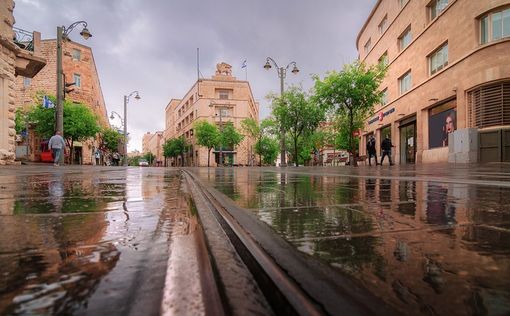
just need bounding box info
[429,42,448,75]
[364,38,372,54]
[218,90,229,100]
[23,77,31,88]
[399,71,412,94]
[378,15,388,34]
[73,74,81,88]
[72,49,81,61]
[379,52,388,67]
[428,0,448,20]
[481,8,510,44]
[381,88,388,106]
[216,107,231,117]
[468,81,510,128]
[399,26,412,50]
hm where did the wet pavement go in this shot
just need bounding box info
[190,164,510,315]
[0,166,199,315]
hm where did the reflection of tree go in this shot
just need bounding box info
[214,169,240,201]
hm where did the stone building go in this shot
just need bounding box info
[142,131,163,166]
[163,62,259,167]
[357,0,510,164]
[14,39,108,164]
[0,0,45,165]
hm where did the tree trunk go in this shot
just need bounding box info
[208,148,211,167]
[349,108,357,167]
[294,137,298,167]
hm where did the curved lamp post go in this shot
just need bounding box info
[123,91,141,166]
[263,57,299,167]
[56,21,92,163]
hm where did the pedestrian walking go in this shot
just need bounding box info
[112,152,120,166]
[380,135,394,166]
[94,149,101,165]
[366,135,379,166]
[48,131,66,166]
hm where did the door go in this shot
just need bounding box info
[400,122,416,164]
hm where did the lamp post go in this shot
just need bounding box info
[263,57,299,167]
[56,21,92,164]
[109,111,124,156]
[209,101,224,166]
[123,91,141,166]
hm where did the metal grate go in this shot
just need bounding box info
[468,81,510,128]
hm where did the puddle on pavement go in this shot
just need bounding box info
[195,168,510,315]
[0,168,197,315]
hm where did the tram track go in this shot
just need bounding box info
[183,170,398,316]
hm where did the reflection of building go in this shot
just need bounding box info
[142,131,163,165]
[14,38,109,164]
[163,62,259,166]
[357,0,510,164]
[0,1,46,165]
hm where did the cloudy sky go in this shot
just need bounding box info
[14,0,375,151]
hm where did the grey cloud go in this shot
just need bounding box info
[14,0,375,151]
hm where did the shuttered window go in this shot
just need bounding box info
[468,81,510,128]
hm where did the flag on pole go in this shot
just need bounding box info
[43,95,55,109]
[241,59,247,68]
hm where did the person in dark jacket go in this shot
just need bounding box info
[380,135,394,166]
[366,135,378,166]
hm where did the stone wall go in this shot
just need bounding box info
[0,0,16,165]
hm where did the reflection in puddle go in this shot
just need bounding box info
[0,168,195,315]
[194,168,510,315]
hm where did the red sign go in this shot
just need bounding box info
[378,112,384,122]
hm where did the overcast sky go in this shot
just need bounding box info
[14,0,375,151]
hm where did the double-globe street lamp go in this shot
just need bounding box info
[56,21,92,164]
[122,91,141,166]
[263,57,299,167]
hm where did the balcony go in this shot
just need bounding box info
[12,27,46,78]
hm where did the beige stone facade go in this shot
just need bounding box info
[142,131,163,165]
[14,39,108,164]
[0,1,45,165]
[357,0,510,164]
[163,63,259,167]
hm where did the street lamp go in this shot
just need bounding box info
[263,57,299,167]
[56,21,92,164]
[209,101,224,166]
[109,111,124,127]
[123,91,141,166]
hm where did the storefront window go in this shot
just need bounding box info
[428,100,456,148]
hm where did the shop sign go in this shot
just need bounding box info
[368,107,395,125]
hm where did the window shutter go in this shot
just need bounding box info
[468,81,510,128]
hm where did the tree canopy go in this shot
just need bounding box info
[101,128,122,152]
[163,136,187,166]
[271,86,326,166]
[194,120,220,167]
[313,61,386,165]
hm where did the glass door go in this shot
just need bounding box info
[400,123,416,164]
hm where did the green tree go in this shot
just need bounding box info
[143,152,155,165]
[194,120,220,167]
[27,95,101,163]
[241,118,278,166]
[163,137,187,166]
[271,86,326,167]
[128,155,142,166]
[220,122,244,166]
[15,108,27,134]
[313,61,386,166]
[101,128,122,152]
[255,136,279,165]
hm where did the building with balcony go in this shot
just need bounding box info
[0,0,46,165]
[14,38,109,164]
[163,62,259,167]
[357,0,510,164]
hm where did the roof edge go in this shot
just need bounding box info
[356,0,383,51]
